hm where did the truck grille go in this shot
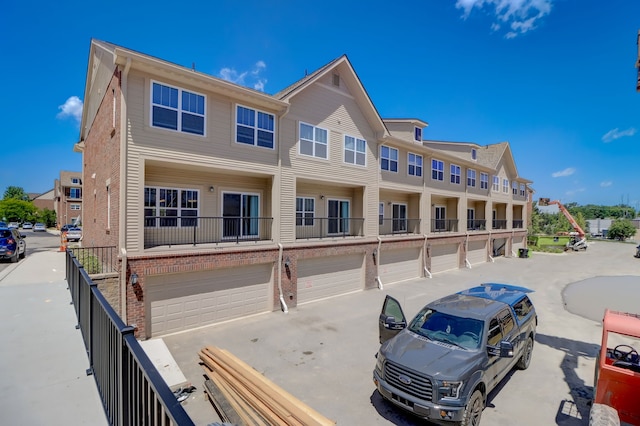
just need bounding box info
[383,360,433,401]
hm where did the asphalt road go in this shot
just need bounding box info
[0,229,60,273]
[161,239,640,426]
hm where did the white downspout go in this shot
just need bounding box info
[121,248,127,321]
[119,57,131,320]
[464,233,472,269]
[511,229,517,257]
[423,234,432,278]
[375,237,383,289]
[488,232,495,263]
[277,243,288,313]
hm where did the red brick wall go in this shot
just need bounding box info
[82,69,121,249]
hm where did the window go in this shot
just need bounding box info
[500,309,515,335]
[144,187,199,227]
[380,146,398,172]
[392,204,407,232]
[222,192,260,238]
[432,159,444,181]
[71,178,80,184]
[408,153,423,177]
[296,197,315,226]
[69,188,81,199]
[328,199,350,234]
[471,148,477,160]
[450,164,461,184]
[503,178,509,193]
[492,176,500,192]
[487,318,502,347]
[520,184,526,197]
[467,208,475,229]
[513,296,534,322]
[480,173,489,190]
[434,206,446,231]
[299,122,328,159]
[152,82,205,135]
[467,169,476,187]
[512,181,518,195]
[236,105,275,149]
[332,73,340,86]
[344,135,366,166]
[70,204,81,210]
[414,127,422,142]
[379,203,384,226]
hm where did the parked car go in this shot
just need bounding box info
[374,283,537,426]
[22,222,33,230]
[7,222,19,229]
[65,227,82,242]
[0,227,27,263]
[60,224,76,233]
[33,223,47,232]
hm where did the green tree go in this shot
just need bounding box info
[35,208,57,227]
[0,198,37,223]
[607,218,637,241]
[3,186,29,201]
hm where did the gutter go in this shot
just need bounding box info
[423,234,432,278]
[375,237,383,290]
[277,243,288,313]
[464,233,472,269]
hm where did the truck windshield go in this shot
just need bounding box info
[409,308,484,350]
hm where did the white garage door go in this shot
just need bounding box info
[430,244,459,274]
[297,254,364,304]
[148,264,273,337]
[467,240,487,265]
[379,248,421,284]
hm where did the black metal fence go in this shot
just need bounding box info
[66,250,194,426]
[144,216,273,248]
[378,218,421,235]
[69,246,118,274]
[431,219,459,233]
[492,219,508,230]
[467,219,487,231]
[295,217,365,239]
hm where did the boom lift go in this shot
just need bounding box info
[538,198,587,251]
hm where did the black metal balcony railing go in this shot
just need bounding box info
[69,246,118,274]
[295,217,365,239]
[492,219,508,230]
[512,220,524,229]
[467,219,487,231]
[144,216,273,248]
[378,218,421,236]
[431,219,459,233]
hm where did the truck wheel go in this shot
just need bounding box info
[460,390,483,426]
[517,336,533,370]
[589,403,619,426]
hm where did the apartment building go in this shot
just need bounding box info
[76,40,531,339]
[54,171,83,228]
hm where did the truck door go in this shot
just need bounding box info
[378,295,407,344]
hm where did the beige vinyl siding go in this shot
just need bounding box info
[380,143,428,188]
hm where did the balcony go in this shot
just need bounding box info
[492,220,508,230]
[431,219,459,233]
[296,217,365,240]
[379,218,421,236]
[467,219,487,231]
[512,220,524,229]
[144,216,273,249]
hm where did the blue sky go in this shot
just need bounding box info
[2,0,639,208]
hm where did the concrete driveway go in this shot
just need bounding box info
[161,240,639,426]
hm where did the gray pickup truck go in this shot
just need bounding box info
[373,283,537,425]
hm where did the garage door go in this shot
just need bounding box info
[297,254,364,304]
[379,248,421,284]
[148,264,273,337]
[430,244,459,274]
[467,240,487,265]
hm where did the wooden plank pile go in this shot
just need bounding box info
[199,346,336,426]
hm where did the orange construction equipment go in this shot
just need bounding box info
[538,198,587,251]
[59,232,68,252]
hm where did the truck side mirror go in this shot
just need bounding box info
[499,341,514,358]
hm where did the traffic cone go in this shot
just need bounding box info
[59,232,68,252]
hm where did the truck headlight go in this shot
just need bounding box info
[438,380,463,400]
[375,352,386,373]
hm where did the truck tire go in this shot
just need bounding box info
[517,336,533,370]
[589,403,620,426]
[460,390,483,426]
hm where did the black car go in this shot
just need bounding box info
[0,227,27,263]
[60,224,76,233]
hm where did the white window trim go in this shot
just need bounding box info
[432,159,444,181]
[380,145,399,173]
[492,176,500,192]
[467,169,476,187]
[150,80,206,136]
[480,173,489,190]
[296,196,315,227]
[299,121,329,159]
[503,178,509,193]
[450,164,461,185]
[235,104,276,149]
[343,135,367,166]
[414,126,422,142]
[144,186,200,228]
[408,152,423,177]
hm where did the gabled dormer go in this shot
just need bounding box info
[383,118,428,144]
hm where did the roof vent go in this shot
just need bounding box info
[332,73,340,87]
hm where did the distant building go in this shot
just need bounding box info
[30,189,55,211]
[54,171,82,228]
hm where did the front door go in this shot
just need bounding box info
[328,199,350,235]
[435,206,446,231]
[392,203,407,233]
[378,295,407,344]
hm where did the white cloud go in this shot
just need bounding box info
[219,61,268,92]
[600,181,612,187]
[455,0,553,38]
[565,188,585,196]
[601,127,637,143]
[552,167,575,178]
[57,96,83,124]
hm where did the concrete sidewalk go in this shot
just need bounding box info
[0,249,107,425]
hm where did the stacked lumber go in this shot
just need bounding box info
[199,346,336,426]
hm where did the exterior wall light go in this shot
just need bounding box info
[130,272,138,286]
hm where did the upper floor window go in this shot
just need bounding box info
[503,179,509,193]
[492,176,500,192]
[144,187,199,227]
[70,204,81,210]
[432,159,444,181]
[414,127,422,142]
[381,146,398,172]
[300,122,328,159]
[71,178,80,184]
[408,153,423,177]
[151,82,205,135]
[450,164,461,185]
[471,148,477,160]
[296,197,315,226]
[236,105,275,149]
[520,184,526,197]
[344,135,366,166]
[480,173,489,190]
[512,181,518,195]
[69,188,82,199]
[467,169,476,187]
